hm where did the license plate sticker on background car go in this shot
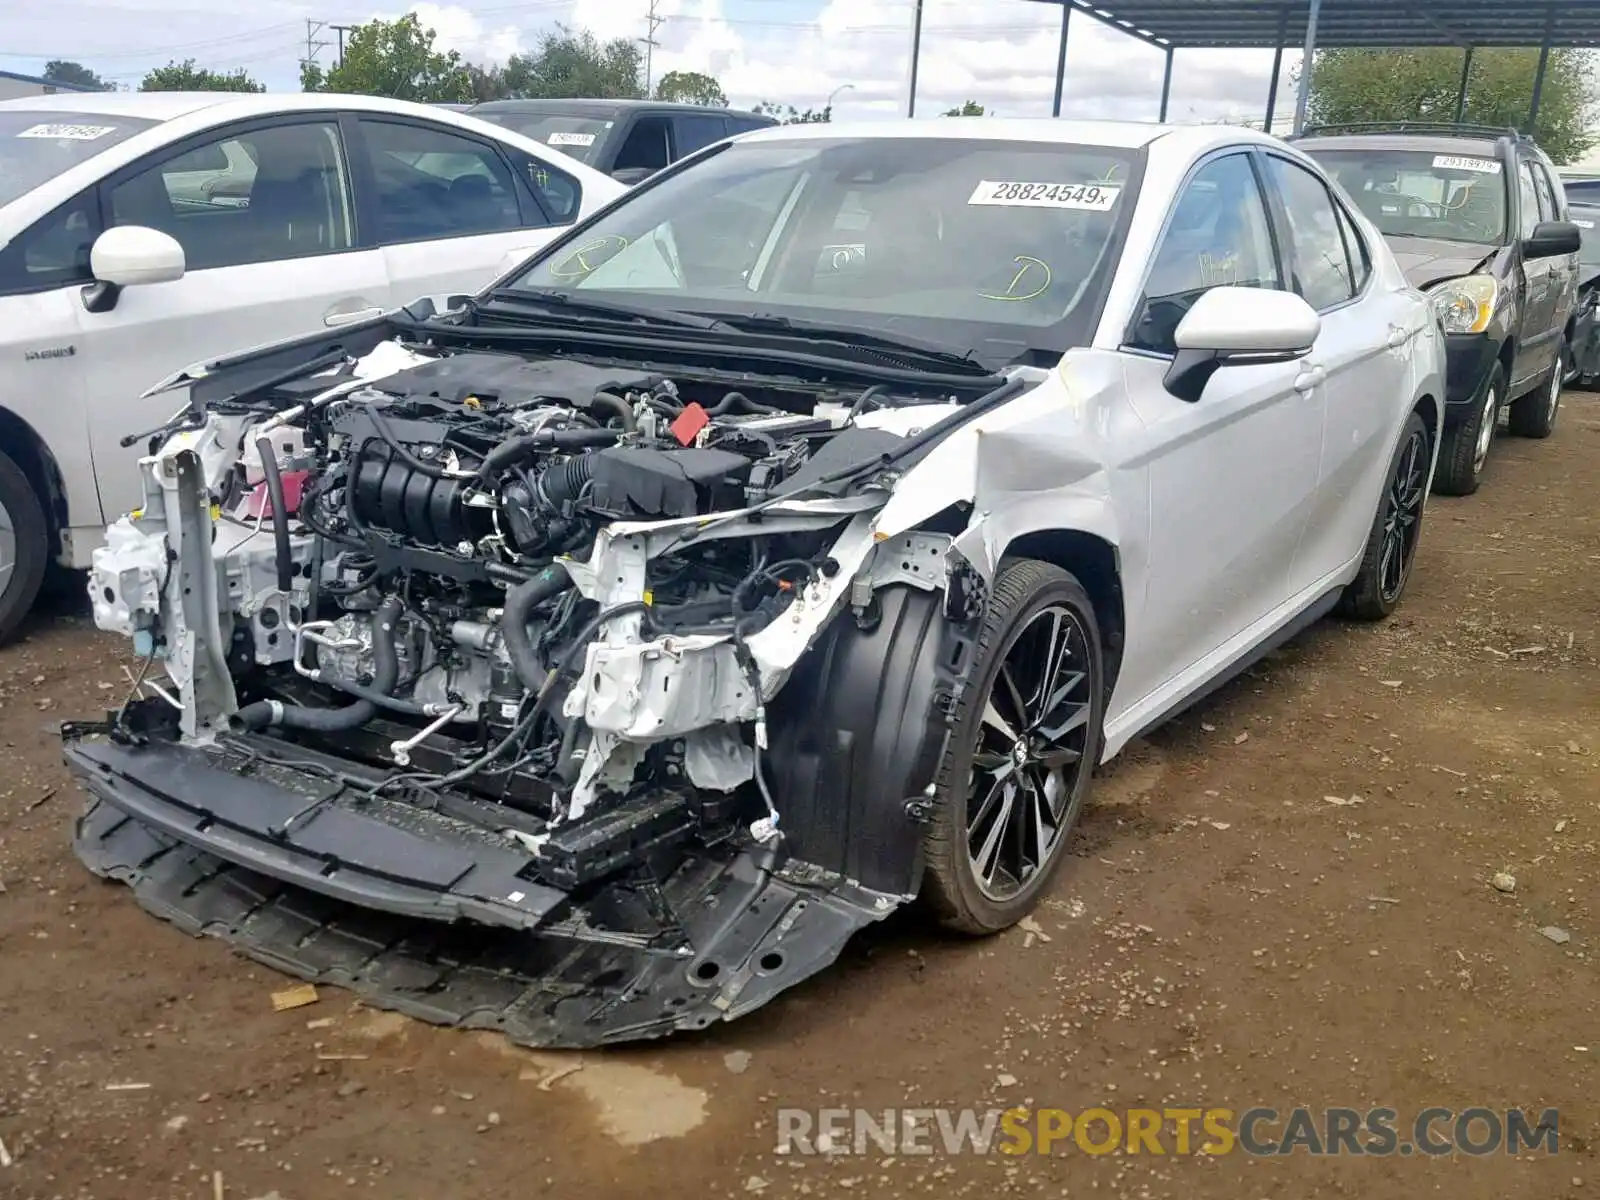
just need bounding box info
[1433,155,1502,174]
[968,181,1121,210]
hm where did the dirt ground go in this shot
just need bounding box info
[1,396,1596,1200]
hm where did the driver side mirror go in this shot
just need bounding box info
[1164,286,1320,403]
[1524,220,1581,260]
[83,226,186,314]
[611,166,657,186]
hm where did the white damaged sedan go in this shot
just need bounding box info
[65,119,1444,1047]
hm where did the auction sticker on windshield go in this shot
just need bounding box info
[549,132,597,147]
[1433,155,1501,174]
[968,181,1120,210]
[17,123,119,140]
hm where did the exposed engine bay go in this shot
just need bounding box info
[67,327,1031,1045]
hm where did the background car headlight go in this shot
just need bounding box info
[1428,275,1498,335]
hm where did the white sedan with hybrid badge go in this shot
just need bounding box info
[66,119,1444,1047]
[0,91,624,642]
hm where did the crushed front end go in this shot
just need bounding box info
[65,325,1013,1046]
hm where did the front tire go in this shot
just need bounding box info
[1433,364,1502,496]
[922,559,1105,935]
[0,448,48,646]
[1339,411,1430,622]
[1507,346,1564,438]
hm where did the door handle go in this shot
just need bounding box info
[324,306,384,328]
[1293,365,1326,393]
[1386,326,1408,348]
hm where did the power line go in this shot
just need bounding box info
[5,21,303,62]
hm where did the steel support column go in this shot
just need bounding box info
[1158,46,1174,121]
[1292,0,1323,135]
[1526,9,1554,133]
[1052,2,1072,117]
[1263,8,1288,134]
[1454,46,1475,120]
[905,0,925,117]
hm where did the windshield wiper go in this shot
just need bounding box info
[703,312,993,374]
[482,288,725,330]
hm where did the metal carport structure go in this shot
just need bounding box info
[902,0,1600,136]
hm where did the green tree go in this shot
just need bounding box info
[1305,48,1596,164]
[140,59,263,93]
[655,70,728,107]
[43,60,112,91]
[943,100,985,116]
[466,63,510,103]
[752,100,831,124]
[300,14,473,103]
[499,26,644,99]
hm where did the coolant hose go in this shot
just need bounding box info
[256,435,294,595]
[500,564,574,693]
[588,391,637,432]
[232,595,404,733]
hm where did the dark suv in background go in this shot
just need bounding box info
[470,99,777,185]
[1295,123,1581,495]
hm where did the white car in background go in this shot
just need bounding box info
[0,91,624,641]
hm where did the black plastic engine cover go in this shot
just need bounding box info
[587,447,752,519]
[375,352,661,409]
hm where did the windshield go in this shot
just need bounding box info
[506,136,1138,357]
[0,112,157,206]
[1306,148,1508,244]
[475,111,612,164]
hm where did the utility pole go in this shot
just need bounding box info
[300,18,330,79]
[331,24,355,68]
[639,0,665,97]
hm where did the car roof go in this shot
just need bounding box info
[1295,131,1506,156]
[472,98,775,121]
[0,91,625,231]
[734,117,1184,150]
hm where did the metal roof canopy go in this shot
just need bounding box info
[901,0,1600,138]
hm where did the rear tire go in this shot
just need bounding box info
[1338,411,1430,622]
[1507,347,1564,438]
[922,559,1105,935]
[1433,365,1502,496]
[0,448,48,646]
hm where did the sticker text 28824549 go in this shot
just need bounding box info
[968,181,1120,211]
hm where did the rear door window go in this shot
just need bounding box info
[357,118,523,242]
[673,114,730,158]
[613,117,672,171]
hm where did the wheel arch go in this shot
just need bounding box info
[1411,391,1441,448]
[998,528,1126,704]
[0,406,69,560]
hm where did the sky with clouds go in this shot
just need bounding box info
[1,0,1297,125]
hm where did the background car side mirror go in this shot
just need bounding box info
[1164,287,1321,403]
[1524,220,1582,260]
[83,226,186,314]
[611,167,656,186]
